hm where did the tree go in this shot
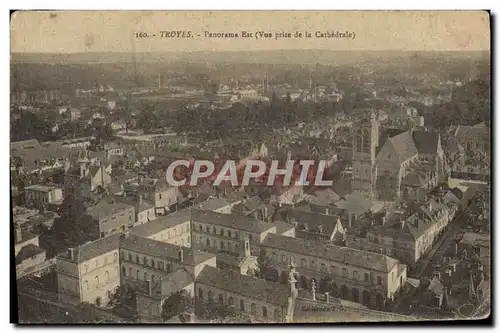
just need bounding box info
[108,285,138,321]
[161,289,193,322]
[254,248,277,281]
[46,194,98,255]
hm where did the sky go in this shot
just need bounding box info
[10,11,491,53]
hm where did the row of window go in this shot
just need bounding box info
[122,252,178,271]
[196,235,241,252]
[83,253,118,273]
[83,268,118,290]
[268,252,384,286]
[199,288,280,320]
[194,223,251,241]
[122,266,160,282]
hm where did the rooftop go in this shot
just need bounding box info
[191,209,276,234]
[196,266,290,306]
[262,234,399,273]
[130,209,191,238]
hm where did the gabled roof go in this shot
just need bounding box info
[386,131,418,163]
[412,131,440,155]
[196,266,290,306]
[191,209,276,234]
[16,244,45,264]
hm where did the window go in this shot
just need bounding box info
[377,276,382,285]
[136,270,140,280]
[166,263,172,273]
[151,275,155,282]
[114,253,118,261]
[129,267,132,276]
[235,231,239,239]
[274,309,280,320]
[282,255,287,263]
[122,266,126,276]
[321,263,326,272]
[144,272,149,281]
[251,303,256,315]
[310,260,316,270]
[220,229,224,236]
[272,253,277,261]
[136,255,140,263]
[213,227,216,234]
[221,241,225,249]
[94,276,99,287]
[205,226,208,232]
[105,271,109,282]
[150,259,155,267]
[262,306,268,318]
[207,238,210,246]
[353,271,358,280]
[143,256,147,265]
[248,234,253,242]
[159,194,162,200]
[84,264,88,273]
[199,288,204,300]
[198,224,202,231]
[95,260,99,268]
[208,291,213,302]
[342,268,348,277]
[128,253,132,261]
[84,280,89,290]
[330,265,336,274]
[228,230,232,238]
[228,297,234,306]
[301,259,307,268]
[364,273,369,282]
[240,299,245,311]
[218,294,224,304]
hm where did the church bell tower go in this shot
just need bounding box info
[351,110,379,198]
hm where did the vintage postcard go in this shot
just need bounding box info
[11,10,491,324]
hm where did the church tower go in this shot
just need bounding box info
[351,110,379,197]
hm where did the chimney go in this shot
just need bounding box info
[244,235,251,257]
[382,216,387,226]
[68,248,75,260]
[178,248,184,262]
[263,206,268,220]
[325,292,330,304]
[80,162,86,178]
[325,208,329,215]
[401,219,405,230]
[15,226,22,243]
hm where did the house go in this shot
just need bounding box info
[16,244,47,274]
[14,225,40,256]
[24,184,63,210]
[64,162,112,199]
[86,198,136,238]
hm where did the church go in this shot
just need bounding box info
[351,111,447,202]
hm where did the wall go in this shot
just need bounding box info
[79,249,120,306]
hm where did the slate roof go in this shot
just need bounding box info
[455,125,489,141]
[130,209,191,238]
[196,266,290,306]
[276,208,338,236]
[412,131,440,155]
[387,131,418,163]
[160,268,195,297]
[121,234,215,266]
[65,233,122,263]
[232,196,265,214]
[86,199,135,220]
[262,234,399,273]
[16,244,46,264]
[191,209,276,234]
